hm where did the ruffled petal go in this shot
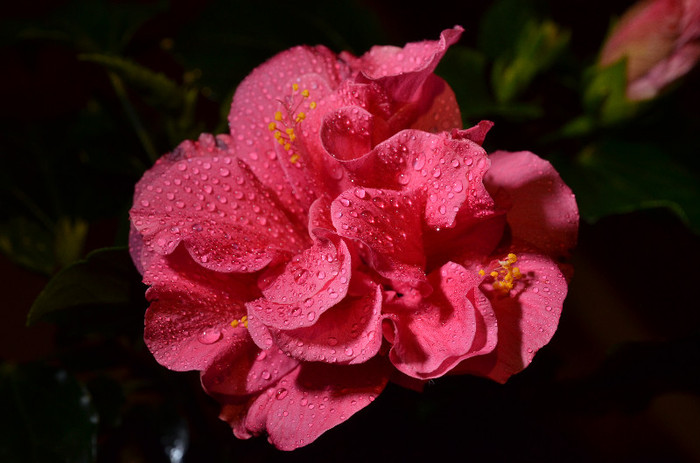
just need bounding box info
[142,247,258,371]
[268,282,382,364]
[228,46,347,215]
[221,357,390,450]
[342,128,493,230]
[408,75,462,133]
[201,345,298,397]
[321,106,390,161]
[331,187,426,285]
[384,261,497,379]
[248,239,352,329]
[485,150,578,259]
[130,135,307,273]
[342,26,463,103]
[454,250,567,383]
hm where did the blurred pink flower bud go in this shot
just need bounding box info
[600,0,700,100]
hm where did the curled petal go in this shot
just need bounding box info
[343,26,463,103]
[343,129,493,230]
[331,187,426,285]
[249,239,352,329]
[269,283,383,364]
[454,250,567,383]
[143,247,258,372]
[202,345,298,397]
[221,357,390,450]
[485,151,579,259]
[384,262,497,379]
[130,137,307,273]
[321,106,390,161]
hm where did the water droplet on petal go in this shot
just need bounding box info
[198,329,222,345]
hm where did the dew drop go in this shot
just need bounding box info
[198,329,222,345]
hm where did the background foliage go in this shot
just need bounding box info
[1,0,699,461]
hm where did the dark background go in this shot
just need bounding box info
[1,1,699,461]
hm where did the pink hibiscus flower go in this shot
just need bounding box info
[129,26,578,450]
[599,0,700,100]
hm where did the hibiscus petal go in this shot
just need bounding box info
[201,345,298,397]
[342,27,463,103]
[222,357,390,450]
[454,251,567,383]
[248,239,352,330]
[130,137,306,273]
[268,283,382,364]
[321,106,387,161]
[228,46,346,214]
[342,129,493,230]
[408,75,463,133]
[142,247,258,371]
[331,187,426,285]
[485,151,579,258]
[384,261,497,379]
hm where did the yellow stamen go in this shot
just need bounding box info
[268,84,317,164]
[231,315,249,329]
[480,253,523,294]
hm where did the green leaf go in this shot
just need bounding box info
[27,247,140,326]
[0,217,56,275]
[583,59,640,125]
[491,19,570,103]
[79,53,187,111]
[8,0,166,53]
[0,363,97,463]
[478,0,535,60]
[557,140,700,233]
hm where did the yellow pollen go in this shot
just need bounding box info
[480,253,522,294]
[230,315,249,329]
[269,84,317,165]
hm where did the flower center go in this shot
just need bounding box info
[267,83,317,164]
[230,315,249,328]
[478,253,522,294]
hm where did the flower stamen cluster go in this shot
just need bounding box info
[479,253,523,294]
[267,83,317,163]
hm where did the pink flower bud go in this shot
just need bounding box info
[600,0,700,100]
